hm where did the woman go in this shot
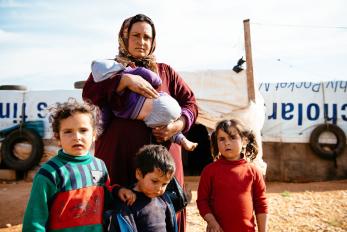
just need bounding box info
[82,14,198,231]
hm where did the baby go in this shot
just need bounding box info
[91,59,198,151]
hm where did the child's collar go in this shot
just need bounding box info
[58,149,91,162]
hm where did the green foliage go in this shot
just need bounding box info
[281,191,291,197]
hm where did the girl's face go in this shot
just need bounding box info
[127,21,153,58]
[134,168,173,198]
[216,127,245,161]
[57,112,96,156]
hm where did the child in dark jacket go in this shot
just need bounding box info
[105,144,178,232]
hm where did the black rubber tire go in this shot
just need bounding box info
[74,81,86,89]
[0,85,27,91]
[309,124,346,160]
[1,128,44,171]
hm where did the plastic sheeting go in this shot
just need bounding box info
[180,70,267,174]
[259,81,347,143]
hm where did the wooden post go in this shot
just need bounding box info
[243,19,256,103]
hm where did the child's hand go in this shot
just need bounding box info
[204,213,223,232]
[206,221,223,232]
[118,188,136,205]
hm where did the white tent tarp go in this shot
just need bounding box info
[258,81,347,143]
[180,70,267,174]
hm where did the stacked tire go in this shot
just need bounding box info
[0,85,44,171]
[1,128,44,171]
[309,124,346,160]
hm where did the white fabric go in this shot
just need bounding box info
[144,93,181,127]
[91,59,125,82]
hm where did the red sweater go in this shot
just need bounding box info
[197,158,268,232]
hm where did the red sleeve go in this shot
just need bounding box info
[158,63,198,132]
[252,166,268,214]
[196,164,213,217]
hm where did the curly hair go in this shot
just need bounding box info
[211,119,258,161]
[48,98,101,139]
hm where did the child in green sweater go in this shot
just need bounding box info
[22,99,135,232]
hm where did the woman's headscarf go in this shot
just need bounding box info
[116,14,158,74]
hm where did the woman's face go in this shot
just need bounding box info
[127,21,153,58]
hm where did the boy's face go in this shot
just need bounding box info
[135,168,174,198]
[57,112,96,156]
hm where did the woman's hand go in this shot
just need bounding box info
[152,116,185,142]
[117,73,159,98]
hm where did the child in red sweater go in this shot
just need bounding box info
[197,119,268,232]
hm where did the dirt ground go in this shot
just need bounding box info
[0,177,346,232]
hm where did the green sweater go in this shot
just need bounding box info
[23,150,114,231]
